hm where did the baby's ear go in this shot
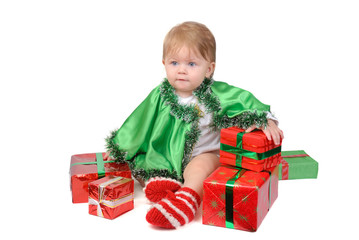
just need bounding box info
[206,62,216,77]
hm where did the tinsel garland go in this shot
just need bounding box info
[159,79,202,173]
[106,78,269,182]
[105,129,127,163]
[212,110,268,131]
[160,79,201,123]
[193,78,221,114]
[130,168,182,183]
[193,78,268,130]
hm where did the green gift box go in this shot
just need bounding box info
[278,150,318,180]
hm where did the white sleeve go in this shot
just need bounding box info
[266,111,279,125]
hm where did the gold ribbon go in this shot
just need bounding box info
[89,176,133,218]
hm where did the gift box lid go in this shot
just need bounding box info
[89,175,134,202]
[221,127,281,153]
[70,152,130,176]
[205,165,272,188]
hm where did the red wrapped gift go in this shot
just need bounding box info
[88,175,134,219]
[203,165,279,231]
[220,127,282,172]
[70,152,131,203]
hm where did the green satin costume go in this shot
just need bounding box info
[106,78,271,182]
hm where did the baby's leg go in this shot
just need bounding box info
[183,152,220,198]
[146,152,219,229]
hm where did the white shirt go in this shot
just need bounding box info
[177,95,220,158]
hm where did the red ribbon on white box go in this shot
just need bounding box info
[88,176,133,218]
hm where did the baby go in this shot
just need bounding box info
[105,21,283,229]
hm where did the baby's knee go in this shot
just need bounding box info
[185,153,219,175]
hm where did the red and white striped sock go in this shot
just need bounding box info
[146,187,201,229]
[144,177,182,203]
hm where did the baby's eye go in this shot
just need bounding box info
[171,61,178,66]
[189,62,196,67]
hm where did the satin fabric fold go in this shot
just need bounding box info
[211,81,270,118]
[111,86,189,180]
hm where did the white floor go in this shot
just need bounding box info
[1,1,358,239]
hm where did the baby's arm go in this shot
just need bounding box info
[245,119,283,145]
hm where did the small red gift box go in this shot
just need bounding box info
[220,127,282,172]
[203,165,279,231]
[88,175,134,219]
[70,152,131,203]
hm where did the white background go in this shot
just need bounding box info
[1,0,358,239]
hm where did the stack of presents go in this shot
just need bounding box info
[70,127,318,231]
[70,152,134,219]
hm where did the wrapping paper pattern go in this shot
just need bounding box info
[203,165,279,231]
[88,175,134,219]
[70,152,131,203]
[220,127,282,172]
[279,150,318,180]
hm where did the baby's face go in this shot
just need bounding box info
[163,46,215,98]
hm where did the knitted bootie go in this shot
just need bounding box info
[146,187,201,229]
[144,177,182,203]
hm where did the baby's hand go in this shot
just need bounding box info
[245,119,284,145]
[103,151,112,160]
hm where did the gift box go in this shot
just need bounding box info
[279,150,318,180]
[220,127,282,172]
[203,165,279,231]
[70,152,131,203]
[88,175,134,219]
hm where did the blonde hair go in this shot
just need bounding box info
[163,21,216,63]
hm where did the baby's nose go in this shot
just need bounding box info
[178,64,187,74]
